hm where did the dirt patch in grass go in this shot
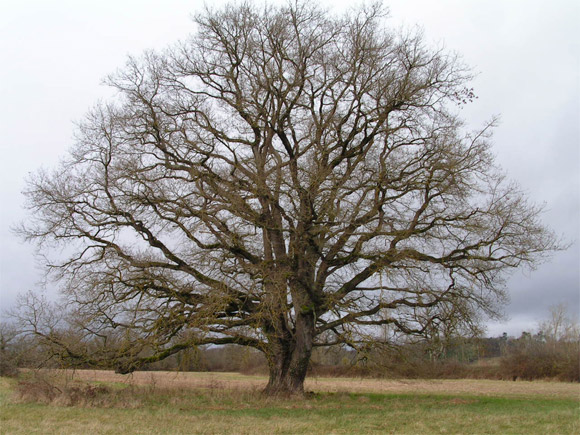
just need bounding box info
[35,369,580,399]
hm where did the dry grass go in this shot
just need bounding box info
[61,369,580,399]
[2,371,578,434]
[308,376,580,399]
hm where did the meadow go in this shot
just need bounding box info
[1,370,578,434]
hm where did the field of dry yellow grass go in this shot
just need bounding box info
[69,369,579,398]
[1,370,578,434]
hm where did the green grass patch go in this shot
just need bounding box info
[1,375,578,434]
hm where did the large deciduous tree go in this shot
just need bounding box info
[20,2,557,395]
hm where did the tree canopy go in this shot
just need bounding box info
[19,2,557,395]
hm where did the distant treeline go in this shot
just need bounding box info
[145,333,579,382]
[3,330,578,382]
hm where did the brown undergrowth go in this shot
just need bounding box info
[13,370,267,409]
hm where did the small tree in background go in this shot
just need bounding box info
[499,305,579,381]
[0,322,20,377]
[17,2,558,395]
[539,303,580,344]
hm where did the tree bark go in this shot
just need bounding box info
[263,313,314,396]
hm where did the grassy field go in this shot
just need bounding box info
[1,371,578,434]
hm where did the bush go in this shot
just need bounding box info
[15,373,120,407]
[0,357,19,377]
[500,338,579,382]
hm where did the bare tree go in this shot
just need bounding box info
[539,304,580,343]
[18,2,558,395]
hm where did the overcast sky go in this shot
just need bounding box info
[1,0,578,336]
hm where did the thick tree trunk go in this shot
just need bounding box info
[263,313,314,396]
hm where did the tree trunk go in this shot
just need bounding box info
[263,313,314,396]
